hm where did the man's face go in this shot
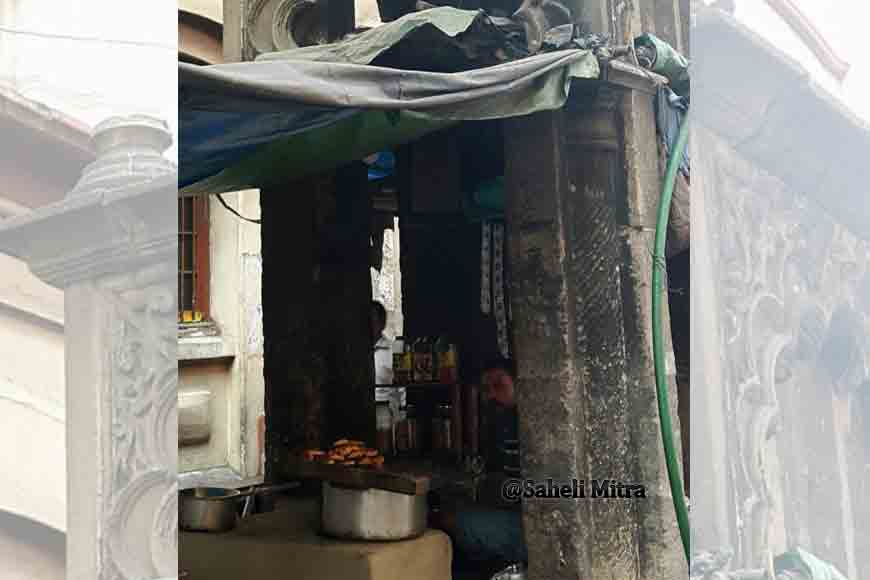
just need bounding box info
[483,368,515,408]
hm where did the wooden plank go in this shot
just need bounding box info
[284,457,431,496]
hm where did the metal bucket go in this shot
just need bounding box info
[320,482,427,541]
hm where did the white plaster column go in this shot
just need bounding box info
[0,116,178,580]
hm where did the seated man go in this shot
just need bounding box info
[433,357,527,569]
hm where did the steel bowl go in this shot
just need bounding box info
[180,483,301,533]
[179,487,244,533]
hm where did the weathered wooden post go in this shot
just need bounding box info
[0,115,177,579]
[504,69,685,578]
[260,166,375,481]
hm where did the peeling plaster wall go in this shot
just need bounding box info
[179,191,265,480]
[0,253,65,536]
[176,7,265,483]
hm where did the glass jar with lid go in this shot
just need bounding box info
[431,403,453,454]
[395,403,420,456]
[375,401,394,457]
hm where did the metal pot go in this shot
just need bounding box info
[491,563,527,580]
[321,482,427,541]
[179,487,245,533]
[180,483,299,532]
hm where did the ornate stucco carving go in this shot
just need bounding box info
[699,128,869,574]
[103,267,177,579]
[246,0,325,58]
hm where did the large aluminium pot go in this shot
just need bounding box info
[321,482,427,541]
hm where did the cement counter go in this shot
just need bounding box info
[180,496,452,580]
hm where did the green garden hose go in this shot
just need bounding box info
[652,111,691,563]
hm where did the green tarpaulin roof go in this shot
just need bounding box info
[179,7,600,195]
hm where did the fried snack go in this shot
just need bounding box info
[304,449,325,461]
[322,439,383,468]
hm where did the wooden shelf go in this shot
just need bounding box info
[283,456,431,496]
[374,382,458,389]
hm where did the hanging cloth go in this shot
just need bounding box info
[493,222,510,358]
[481,221,492,314]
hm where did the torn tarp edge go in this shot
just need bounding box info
[179,50,599,195]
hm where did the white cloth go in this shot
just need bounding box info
[374,335,394,386]
[374,335,405,418]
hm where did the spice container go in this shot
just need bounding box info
[395,403,419,456]
[411,338,426,383]
[431,403,453,455]
[436,337,458,384]
[393,338,412,384]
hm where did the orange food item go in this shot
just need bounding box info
[323,438,385,468]
[304,449,325,461]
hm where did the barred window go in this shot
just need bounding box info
[178,197,210,322]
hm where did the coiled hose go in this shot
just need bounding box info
[652,111,691,563]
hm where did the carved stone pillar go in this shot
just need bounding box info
[0,116,177,580]
[504,70,684,579]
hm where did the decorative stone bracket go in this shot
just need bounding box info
[246,0,328,58]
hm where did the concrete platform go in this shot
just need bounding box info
[180,496,452,580]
